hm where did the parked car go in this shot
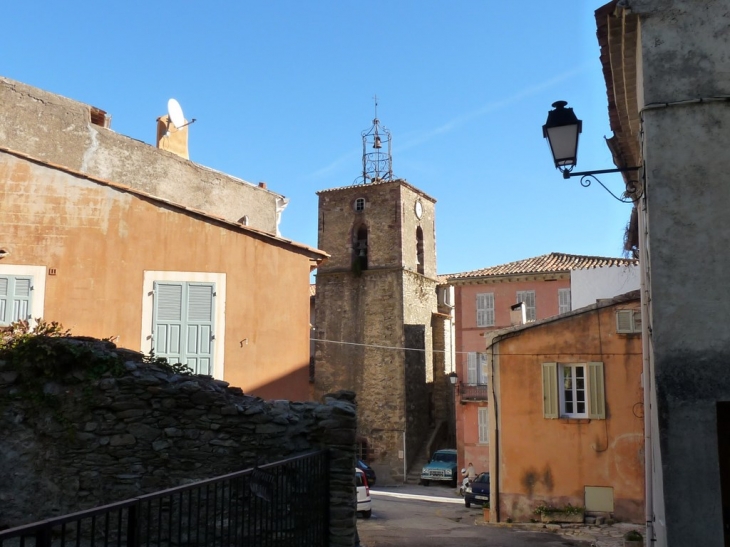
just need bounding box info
[420,448,458,486]
[356,468,372,518]
[356,459,376,486]
[464,472,490,508]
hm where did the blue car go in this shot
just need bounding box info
[420,448,458,486]
[356,459,376,487]
[464,472,490,508]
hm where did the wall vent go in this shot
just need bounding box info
[616,309,641,334]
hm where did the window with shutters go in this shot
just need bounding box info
[542,362,605,419]
[476,293,494,327]
[478,407,489,444]
[558,288,571,314]
[516,290,536,321]
[153,281,215,376]
[0,275,33,325]
[142,271,226,379]
[467,352,488,385]
[0,266,46,327]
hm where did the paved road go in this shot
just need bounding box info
[358,484,590,547]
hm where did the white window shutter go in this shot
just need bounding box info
[485,293,494,326]
[542,362,559,419]
[478,407,489,444]
[478,353,488,385]
[588,362,606,419]
[467,353,477,384]
[559,289,571,314]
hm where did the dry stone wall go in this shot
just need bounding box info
[0,337,358,547]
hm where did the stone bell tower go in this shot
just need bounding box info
[313,105,441,483]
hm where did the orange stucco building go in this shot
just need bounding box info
[0,77,327,402]
[485,292,644,523]
[446,253,637,477]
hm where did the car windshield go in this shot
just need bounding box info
[474,473,489,483]
[358,460,370,469]
[432,452,456,463]
[356,472,365,487]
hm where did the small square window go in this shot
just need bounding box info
[354,198,366,212]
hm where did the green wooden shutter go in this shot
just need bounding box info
[153,282,184,364]
[185,283,215,376]
[588,361,606,419]
[0,276,33,325]
[542,362,558,419]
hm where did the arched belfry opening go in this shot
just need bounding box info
[353,224,369,272]
[416,226,425,275]
[356,95,393,184]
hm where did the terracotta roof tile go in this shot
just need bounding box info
[444,252,637,281]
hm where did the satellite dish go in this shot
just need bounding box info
[167,98,185,129]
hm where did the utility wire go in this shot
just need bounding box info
[310,338,641,357]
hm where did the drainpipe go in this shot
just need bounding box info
[638,202,654,541]
[489,337,500,523]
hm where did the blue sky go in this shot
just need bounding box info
[3,1,631,275]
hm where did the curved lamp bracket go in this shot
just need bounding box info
[561,166,642,203]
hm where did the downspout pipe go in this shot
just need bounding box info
[638,201,654,541]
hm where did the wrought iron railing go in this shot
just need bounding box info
[0,450,329,547]
[460,383,489,401]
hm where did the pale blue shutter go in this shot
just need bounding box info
[153,282,184,364]
[0,276,33,325]
[153,281,215,375]
[185,283,215,376]
[0,277,8,323]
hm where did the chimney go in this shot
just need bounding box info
[156,114,189,160]
[258,182,267,189]
[510,302,527,326]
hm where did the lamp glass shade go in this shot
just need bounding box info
[448,372,458,385]
[546,124,580,167]
[542,101,582,170]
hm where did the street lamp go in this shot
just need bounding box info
[448,372,458,386]
[543,100,642,203]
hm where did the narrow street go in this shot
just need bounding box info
[358,485,590,547]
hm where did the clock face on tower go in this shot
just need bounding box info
[414,199,423,219]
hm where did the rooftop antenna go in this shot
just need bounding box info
[357,94,393,184]
[165,98,196,135]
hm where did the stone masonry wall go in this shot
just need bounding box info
[0,337,358,547]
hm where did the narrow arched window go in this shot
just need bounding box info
[416,226,424,274]
[353,225,369,271]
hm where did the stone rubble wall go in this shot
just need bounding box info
[0,338,358,547]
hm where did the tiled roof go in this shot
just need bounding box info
[445,253,637,281]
